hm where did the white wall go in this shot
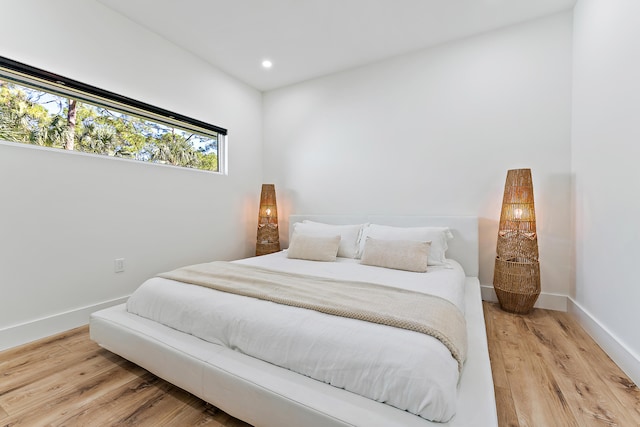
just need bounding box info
[571,0,640,384]
[0,0,263,350]
[263,12,573,307]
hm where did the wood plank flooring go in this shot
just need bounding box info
[0,303,638,426]
[484,302,640,427]
[0,327,250,427]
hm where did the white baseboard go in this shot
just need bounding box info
[480,285,568,311]
[0,296,129,352]
[567,298,640,387]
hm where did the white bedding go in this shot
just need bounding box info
[126,251,467,422]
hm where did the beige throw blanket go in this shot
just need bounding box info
[158,261,467,371]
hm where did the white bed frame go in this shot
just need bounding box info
[90,215,497,427]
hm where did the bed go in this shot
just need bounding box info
[90,215,497,426]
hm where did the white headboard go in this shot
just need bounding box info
[289,215,479,277]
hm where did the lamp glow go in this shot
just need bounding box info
[261,59,273,69]
[256,184,280,255]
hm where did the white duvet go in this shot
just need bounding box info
[126,252,467,422]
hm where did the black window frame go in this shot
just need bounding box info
[0,56,227,172]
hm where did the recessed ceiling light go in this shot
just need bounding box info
[261,59,273,69]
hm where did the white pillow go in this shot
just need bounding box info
[359,224,453,265]
[293,221,365,259]
[360,237,430,272]
[287,233,341,262]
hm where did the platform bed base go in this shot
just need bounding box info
[90,277,497,427]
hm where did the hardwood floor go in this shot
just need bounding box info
[484,302,640,427]
[0,303,638,426]
[0,327,250,427]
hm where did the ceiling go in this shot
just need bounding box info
[97,0,576,92]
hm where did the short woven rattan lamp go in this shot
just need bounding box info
[256,184,281,256]
[493,169,540,314]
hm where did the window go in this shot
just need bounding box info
[0,56,226,173]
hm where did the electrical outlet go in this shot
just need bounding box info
[114,258,125,273]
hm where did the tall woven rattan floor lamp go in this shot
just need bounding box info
[493,169,540,314]
[256,184,281,256]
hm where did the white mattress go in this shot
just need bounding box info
[126,252,466,422]
[91,215,497,427]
